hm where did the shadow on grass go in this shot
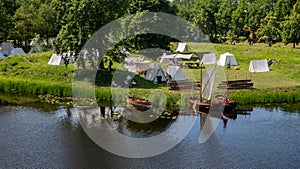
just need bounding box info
[74,69,166,89]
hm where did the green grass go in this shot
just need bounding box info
[0,42,299,105]
[188,42,300,88]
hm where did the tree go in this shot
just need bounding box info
[11,3,38,47]
[229,0,248,41]
[215,0,238,38]
[36,3,59,42]
[274,0,297,21]
[192,0,221,42]
[282,1,300,48]
[171,0,196,21]
[53,0,131,68]
[129,0,175,14]
[259,11,281,43]
[0,0,19,42]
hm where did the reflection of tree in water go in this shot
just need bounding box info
[125,118,174,138]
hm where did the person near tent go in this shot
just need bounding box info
[166,72,172,83]
[173,58,178,65]
[111,80,117,87]
[130,80,137,87]
[127,74,132,81]
[227,61,231,69]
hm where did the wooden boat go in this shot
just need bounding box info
[126,96,152,108]
[189,63,237,114]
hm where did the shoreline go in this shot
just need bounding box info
[0,77,299,105]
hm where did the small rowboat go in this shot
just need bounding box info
[126,96,152,108]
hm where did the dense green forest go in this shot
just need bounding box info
[0,0,299,54]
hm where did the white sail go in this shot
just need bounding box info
[201,65,216,100]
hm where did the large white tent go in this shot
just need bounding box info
[201,53,217,64]
[166,66,186,81]
[145,64,166,83]
[128,60,151,73]
[9,48,26,56]
[0,42,14,56]
[158,53,176,63]
[249,59,269,72]
[48,54,64,65]
[176,42,187,53]
[0,52,4,59]
[175,53,197,60]
[217,52,238,66]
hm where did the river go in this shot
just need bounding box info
[0,97,299,168]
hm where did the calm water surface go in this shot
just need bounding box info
[0,101,299,168]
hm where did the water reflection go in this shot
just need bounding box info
[1,95,300,167]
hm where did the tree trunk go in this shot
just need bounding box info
[98,60,105,69]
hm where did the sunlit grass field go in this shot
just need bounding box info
[0,42,299,104]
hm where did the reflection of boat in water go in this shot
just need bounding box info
[189,63,237,115]
[126,96,152,109]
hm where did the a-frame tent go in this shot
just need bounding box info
[48,54,64,65]
[166,65,186,81]
[9,48,26,56]
[201,53,217,65]
[0,52,4,59]
[0,42,14,56]
[249,59,269,72]
[145,64,166,83]
[217,52,238,66]
[176,42,187,53]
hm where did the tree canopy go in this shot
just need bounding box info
[0,0,299,58]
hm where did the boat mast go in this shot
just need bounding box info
[200,62,202,102]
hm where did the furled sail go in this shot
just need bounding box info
[201,65,216,100]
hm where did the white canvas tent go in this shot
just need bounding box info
[48,54,64,65]
[9,48,25,56]
[217,52,238,66]
[175,53,197,60]
[201,53,217,64]
[176,42,187,53]
[145,64,166,83]
[0,42,14,56]
[128,60,151,73]
[249,59,269,72]
[0,52,4,59]
[166,66,186,81]
[158,53,176,63]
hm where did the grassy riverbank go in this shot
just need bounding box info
[0,43,299,105]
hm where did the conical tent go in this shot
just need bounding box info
[145,64,166,83]
[9,48,25,56]
[217,52,238,66]
[166,66,186,81]
[0,42,14,56]
[249,59,269,72]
